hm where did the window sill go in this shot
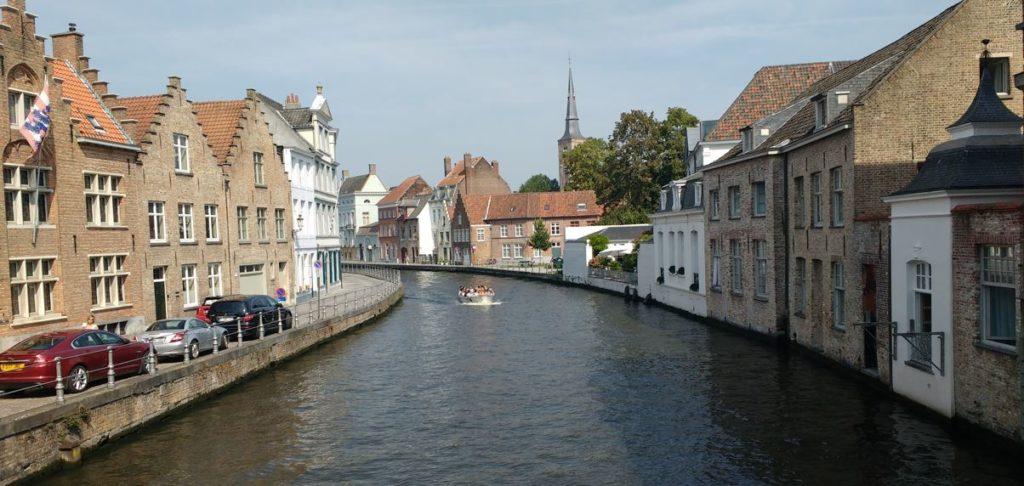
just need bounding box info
[238,241,251,245]
[752,214,766,219]
[174,171,194,177]
[728,216,741,221]
[206,240,222,245]
[258,240,271,245]
[811,224,823,229]
[91,303,133,313]
[6,223,56,230]
[998,93,1013,100]
[183,305,199,311]
[830,224,845,229]
[904,359,934,374]
[753,295,769,303]
[277,239,288,244]
[149,241,170,247]
[86,224,128,230]
[10,313,67,327]
[831,325,846,333]
[255,184,268,189]
[730,290,744,297]
[180,241,198,246]
[974,340,1017,357]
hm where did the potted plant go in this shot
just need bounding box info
[669,265,676,274]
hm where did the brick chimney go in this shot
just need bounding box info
[368,163,377,175]
[491,160,499,173]
[51,23,84,64]
[443,155,452,175]
[285,93,300,109]
[463,152,472,165]
[168,76,181,90]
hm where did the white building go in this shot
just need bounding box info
[339,164,389,261]
[563,225,650,293]
[411,198,436,261]
[259,87,341,300]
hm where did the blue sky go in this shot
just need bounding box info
[31,0,954,189]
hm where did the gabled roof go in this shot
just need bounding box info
[460,191,602,224]
[49,59,133,146]
[379,175,430,205]
[256,93,315,152]
[437,156,483,187]
[193,100,246,161]
[280,108,313,128]
[339,174,371,194]
[118,94,163,142]
[704,61,852,142]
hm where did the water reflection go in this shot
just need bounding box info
[45,271,1023,484]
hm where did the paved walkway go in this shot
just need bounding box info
[0,274,386,421]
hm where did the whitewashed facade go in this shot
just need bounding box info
[339,164,389,262]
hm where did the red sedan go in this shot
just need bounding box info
[0,330,152,394]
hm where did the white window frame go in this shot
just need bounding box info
[550,222,560,236]
[204,204,219,241]
[178,203,195,242]
[275,208,286,240]
[181,264,198,308]
[728,186,740,219]
[257,207,268,241]
[711,240,720,289]
[730,240,742,292]
[237,207,249,241]
[989,57,1011,97]
[514,244,524,259]
[754,240,767,297]
[981,245,1017,349]
[832,261,845,329]
[811,172,822,227]
[8,89,36,128]
[502,243,511,259]
[148,201,166,243]
[752,182,766,217]
[476,228,485,242]
[89,254,129,310]
[8,257,57,320]
[830,167,844,227]
[172,133,190,173]
[207,263,223,297]
[499,225,508,237]
[515,224,523,237]
[84,172,124,227]
[4,164,51,226]
[253,152,265,186]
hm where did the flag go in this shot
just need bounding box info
[19,79,51,153]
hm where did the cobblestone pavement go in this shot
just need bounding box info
[0,274,386,421]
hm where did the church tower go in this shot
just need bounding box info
[557,63,584,190]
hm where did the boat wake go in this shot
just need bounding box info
[460,301,502,306]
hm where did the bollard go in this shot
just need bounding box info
[258,313,265,340]
[212,330,220,355]
[278,308,284,331]
[55,357,64,403]
[237,318,244,346]
[184,337,191,364]
[107,346,115,388]
[148,341,157,374]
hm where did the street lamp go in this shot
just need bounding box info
[294,213,304,233]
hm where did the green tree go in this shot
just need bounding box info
[605,110,664,213]
[588,234,609,258]
[528,218,552,252]
[562,138,610,192]
[518,174,559,193]
[658,107,699,184]
[599,206,650,225]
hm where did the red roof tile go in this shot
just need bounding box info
[193,100,246,161]
[118,95,164,141]
[379,175,430,205]
[705,61,852,142]
[437,156,483,187]
[49,60,132,146]
[461,191,602,224]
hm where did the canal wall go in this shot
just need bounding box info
[0,283,403,485]
[360,263,563,283]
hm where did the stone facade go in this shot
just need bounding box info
[430,153,510,263]
[377,176,431,263]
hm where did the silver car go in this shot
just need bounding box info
[136,318,227,360]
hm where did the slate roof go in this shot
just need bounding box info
[256,93,315,152]
[118,94,164,142]
[949,62,1024,127]
[193,100,246,161]
[891,135,1024,196]
[704,61,852,142]
[339,174,372,194]
[50,60,133,146]
[460,191,602,224]
[280,108,313,128]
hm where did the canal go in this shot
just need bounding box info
[45,271,1023,484]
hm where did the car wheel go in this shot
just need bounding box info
[68,365,89,393]
[220,336,229,349]
[188,341,200,360]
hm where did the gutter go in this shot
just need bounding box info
[704,124,851,172]
[79,137,143,153]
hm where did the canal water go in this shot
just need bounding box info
[45,272,1023,484]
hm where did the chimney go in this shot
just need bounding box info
[51,23,84,63]
[285,93,301,109]
[81,68,99,84]
[246,88,257,101]
[491,160,499,173]
[463,152,472,165]
[316,85,324,95]
[91,80,108,96]
[368,163,377,175]
[342,169,350,179]
[443,155,452,175]
[168,76,181,90]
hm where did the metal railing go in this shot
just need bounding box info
[354,260,558,275]
[588,267,638,284]
[0,268,401,403]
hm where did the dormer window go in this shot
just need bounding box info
[984,57,1011,97]
[740,128,753,152]
[576,203,587,212]
[814,96,827,130]
[836,91,850,106]
[759,128,770,137]
[86,115,104,131]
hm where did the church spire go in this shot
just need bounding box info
[561,60,583,142]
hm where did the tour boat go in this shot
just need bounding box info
[459,293,495,305]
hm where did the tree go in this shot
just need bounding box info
[528,218,552,252]
[562,138,611,192]
[658,107,699,184]
[588,234,609,257]
[599,206,650,225]
[605,110,664,213]
[519,174,559,193]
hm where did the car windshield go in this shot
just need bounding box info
[202,297,220,305]
[147,319,187,331]
[210,301,247,315]
[9,335,64,351]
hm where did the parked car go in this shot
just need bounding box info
[135,318,227,360]
[196,296,222,324]
[0,330,152,394]
[205,295,292,340]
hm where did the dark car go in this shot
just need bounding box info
[195,296,221,324]
[205,295,292,340]
[0,330,152,394]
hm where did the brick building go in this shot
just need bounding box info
[429,152,511,263]
[376,175,431,263]
[1,10,146,347]
[193,91,294,300]
[451,191,601,265]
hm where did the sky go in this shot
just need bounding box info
[30,0,956,189]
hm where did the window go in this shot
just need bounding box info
[741,128,753,152]
[711,240,721,289]
[987,57,1011,96]
[570,221,580,227]
[275,209,286,240]
[85,115,104,131]
[237,207,249,241]
[830,167,844,227]
[148,202,166,242]
[172,133,190,172]
[729,240,742,292]
[8,257,56,320]
[693,181,703,206]
[204,205,219,241]
[576,203,587,212]
[8,90,35,127]
[836,91,850,106]
[981,246,1016,349]
[178,203,195,242]
[754,240,767,297]
[910,261,933,362]
[727,186,740,219]
[550,222,560,235]
[361,211,370,226]
[814,96,827,129]
[257,208,268,240]
[84,172,123,226]
[253,152,265,185]
[499,225,508,237]
[3,165,51,225]
[476,228,485,241]
[832,261,845,329]
[207,263,222,297]
[795,258,807,315]
[709,190,720,220]
[515,224,523,237]
[752,182,766,216]
[514,244,524,259]
[502,243,511,259]
[181,264,198,308]
[811,172,822,227]
[793,177,805,228]
[89,255,128,309]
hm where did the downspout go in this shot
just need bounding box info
[781,153,790,344]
